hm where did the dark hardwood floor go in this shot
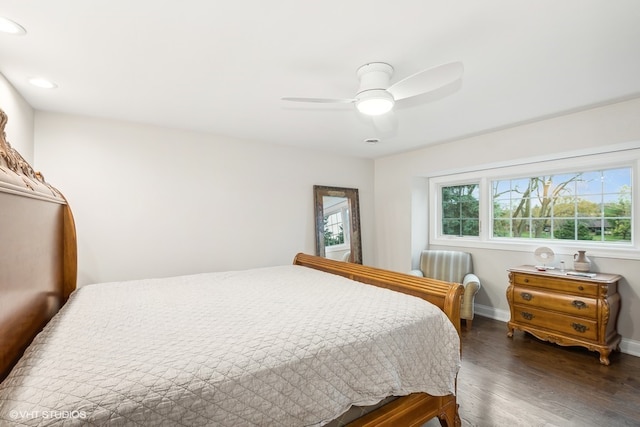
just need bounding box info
[445,316,640,427]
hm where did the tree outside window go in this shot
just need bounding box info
[441,184,480,236]
[491,168,631,242]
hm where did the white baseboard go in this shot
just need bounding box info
[473,303,640,358]
[474,303,510,322]
[620,338,640,357]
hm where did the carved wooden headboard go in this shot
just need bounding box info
[0,108,77,381]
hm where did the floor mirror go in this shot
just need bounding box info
[313,185,362,264]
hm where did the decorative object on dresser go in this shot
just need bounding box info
[533,246,555,270]
[573,250,591,272]
[506,265,621,365]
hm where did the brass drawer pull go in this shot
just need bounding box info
[571,323,589,333]
[572,300,588,310]
[521,311,534,320]
[578,285,584,291]
[521,292,533,301]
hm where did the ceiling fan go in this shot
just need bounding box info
[282,61,464,116]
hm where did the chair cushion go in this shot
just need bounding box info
[419,250,473,283]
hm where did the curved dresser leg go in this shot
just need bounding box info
[599,349,611,366]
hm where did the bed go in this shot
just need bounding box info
[0,108,463,426]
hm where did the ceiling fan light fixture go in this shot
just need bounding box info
[0,16,26,35]
[356,89,394,116]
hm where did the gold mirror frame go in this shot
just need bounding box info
[313,185,362,264]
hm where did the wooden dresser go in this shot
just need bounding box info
[507,265,622,365]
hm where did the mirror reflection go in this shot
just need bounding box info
[313,185,362,264]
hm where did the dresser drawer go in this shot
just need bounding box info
[511,272,599,297]
[513,286,597,318]
[512,304,598,340]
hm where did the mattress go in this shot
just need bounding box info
[0,265,460,426]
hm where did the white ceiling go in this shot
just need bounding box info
[1,1,639,159]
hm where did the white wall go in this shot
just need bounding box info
[34,112,374,286]
[23,95,640,350]
[373,97,640,349]
[0,73,34,161]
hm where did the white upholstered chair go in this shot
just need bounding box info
[410,250,481,330]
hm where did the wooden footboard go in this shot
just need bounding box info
[293,253,463,427]
[348,393,459,427]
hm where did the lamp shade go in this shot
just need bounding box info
[356,89,394,116]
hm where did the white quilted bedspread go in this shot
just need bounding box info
[0,265,460,426]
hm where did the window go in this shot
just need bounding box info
[324,211,345,246]
[492,168,631,243]
[441,184,479,236]
[322,196,350,248]
[428,146,639,257]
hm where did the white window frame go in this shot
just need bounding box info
[434,178,483,240]
[428,143,640,260]
[323,199,351,253]
[440,182,481,237]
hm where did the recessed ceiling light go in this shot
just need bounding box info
[28,77,58,89]
[0,17,27,35]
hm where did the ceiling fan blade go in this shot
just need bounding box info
[281,97,355,104]
[387,61,464,101]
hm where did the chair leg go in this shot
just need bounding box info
[465,318,472,330]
